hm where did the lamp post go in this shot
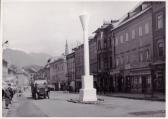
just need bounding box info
[79,13,97,102]
[2,40,8,47]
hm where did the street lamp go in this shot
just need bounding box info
[2,40,8,47]
[79,13,97,102]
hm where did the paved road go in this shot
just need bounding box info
[7,96,47,117]
[5,90,165,117]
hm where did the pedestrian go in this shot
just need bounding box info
[34,83,38,99]
[8,84,14,103]
[4,87,11,109]
[2,89,5,99]
[44,83,50,99]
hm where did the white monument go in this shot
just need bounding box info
[79,13,97,102]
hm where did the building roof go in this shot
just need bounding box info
[111,2,152,31]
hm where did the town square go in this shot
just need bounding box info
[2,0,166,117]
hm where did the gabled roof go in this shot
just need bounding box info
[111,2,152,31]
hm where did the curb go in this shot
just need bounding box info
[105,95,165,102]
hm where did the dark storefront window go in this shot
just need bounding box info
[158,42,164,57]
[109,57,112,69]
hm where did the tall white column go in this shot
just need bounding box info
[79,13,97,102]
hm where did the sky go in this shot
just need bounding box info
[2,0,139,56]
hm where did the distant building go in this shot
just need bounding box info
[72,37,97,92]
[73,44,84,92]
[24,67,37,85]
[94,22,114,93]
[34,68,45,80]
[15,68,29,90]
[49,56,67,91]
[66,52,75,92]
[44,63,50,85]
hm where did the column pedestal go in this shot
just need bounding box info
[79,75,97,102]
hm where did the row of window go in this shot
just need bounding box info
[52,64,65,71]
[115,23,149,46]
[116,49,150,67]
[98,56,112,69]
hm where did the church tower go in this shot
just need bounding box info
[65,40,69,56]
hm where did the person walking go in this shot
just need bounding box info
[34,83,38,100]
[8,84,14,103]
[44,83,50,99]
[4,86,11,109]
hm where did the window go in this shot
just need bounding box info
[139,26,142,36]
[158,42,164,57]
[115,38,118,46]
[139,52,143,62]
[145,23,149,34]
[109,57,112,68]
[157,13,163,29]
[100,32,103,39]
[98,40,101,50]
[109,38,112,47]
[146,50,150,60]
[120,57,124,65]
[116,58,119,67]
[104,57,108,69]
[98,55,101,69]
[104,40,107,48]
[125,33,129,41]
[132,30,135,39]
[126,55,129,64]
[120,35,124,43]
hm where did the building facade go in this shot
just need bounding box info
[111,1,165,94]
[49,57,68,91]
[151,2,165,93]
[73,44,84,92]
[72,37,98,92]
[95,23,114,93]
[66,52,76,92]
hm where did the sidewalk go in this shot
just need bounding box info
[103,92,165,101]
[2,91,27,117]
[2,94,18,117]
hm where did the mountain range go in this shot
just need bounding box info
[3,48,52,67]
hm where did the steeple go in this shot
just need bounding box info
[65,40,69,56]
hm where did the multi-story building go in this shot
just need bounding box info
[152,2,165,93]
[34,68,45,80]
[24,67,37,85]
[72,37,98,92]
[15,68,29,90]
[49,56,68,91]
[66,52,76,92]
[89,37,98,90]
[95,22,114,93]
[73,44,84,92]
[111,1,165,94]
[44,63,50,85]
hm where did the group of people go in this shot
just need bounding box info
[2,84,15,109]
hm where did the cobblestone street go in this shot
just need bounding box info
[3,90,165,117]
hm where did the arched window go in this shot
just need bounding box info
[158,42,164,57]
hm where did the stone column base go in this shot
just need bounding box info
[79,88,97,102]
[79,75,97,102]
